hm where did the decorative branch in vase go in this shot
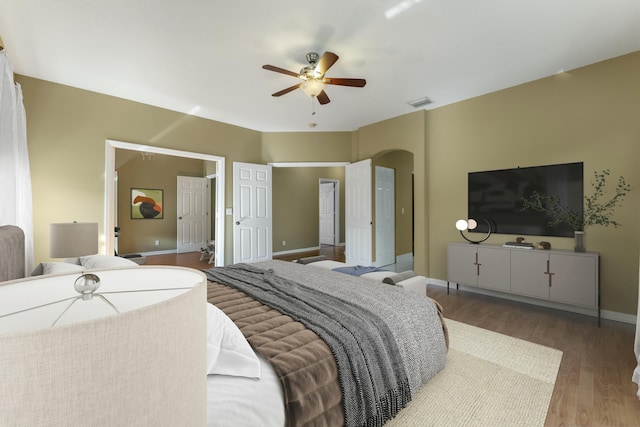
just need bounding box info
[521,169,631,252]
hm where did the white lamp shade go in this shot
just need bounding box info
[0,267,207,426]
[300,79,325,96]
[455,219,468,231]
[50,222,98,258]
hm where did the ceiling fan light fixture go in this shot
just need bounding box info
[263,51,364,105]
[300,65,323,80]
[300,79,325,97]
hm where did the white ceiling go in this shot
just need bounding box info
[1,0,639,133]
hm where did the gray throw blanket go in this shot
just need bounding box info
[204,263,409,426]
[204,261,447,427]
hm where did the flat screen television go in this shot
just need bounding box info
[468,162,583,237]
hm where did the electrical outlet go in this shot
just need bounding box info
[155,240,160,246]
[282,240,286,246]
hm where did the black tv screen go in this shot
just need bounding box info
[468,162,583,237]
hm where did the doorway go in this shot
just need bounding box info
[177,176,208,253]
[372,150,413,268]
[375,166,395,267]
[319,179,340,246]
[232,162,272,264]
[345,159,372,266]
[104,139,226,266]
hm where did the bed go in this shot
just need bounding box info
[0,225,25,281]
[203,259,448,426]
[0,226,448,426]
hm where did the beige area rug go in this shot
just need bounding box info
[387,319,563,427]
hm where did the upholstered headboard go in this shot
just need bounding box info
[0,225,25,282]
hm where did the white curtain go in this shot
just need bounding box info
[0,50,34,273]
[633,256,640,398]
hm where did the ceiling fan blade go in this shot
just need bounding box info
[323,77,367,87]
[262,64,301,78]
[271,84,301,97]
[316,90,330,105]
[315,52,339,74]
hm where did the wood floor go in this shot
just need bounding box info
[144,245,346,270]
[145,250,640,426]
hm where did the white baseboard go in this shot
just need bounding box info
[600,309,637,324]
[136,249,177,257]
[427,278,636,325]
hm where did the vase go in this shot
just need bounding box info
[574,231,586,252]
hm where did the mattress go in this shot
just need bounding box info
[207,353,284,427]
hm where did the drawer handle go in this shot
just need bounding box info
[543,259,555,287]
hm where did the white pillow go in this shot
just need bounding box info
[40,262,85,275]
[206,303,261,379]
[79,255,139,269]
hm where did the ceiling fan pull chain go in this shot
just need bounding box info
[311,97,316,116]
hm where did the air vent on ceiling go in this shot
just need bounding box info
[407,96,433,108]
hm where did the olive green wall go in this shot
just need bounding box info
[357,111,429,273]
[355,52,640,315]
[17,50,640,315]
[19,76,261,265]
[261,132,353,163]
[115,151,205,254]
[272,167,345,251]
[425,52,640,315]
[263,132,352,254]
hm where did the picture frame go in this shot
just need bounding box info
[131,188,164,219]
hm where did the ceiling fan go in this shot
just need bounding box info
[262,51,366,105]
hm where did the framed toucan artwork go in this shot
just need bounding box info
[131,188,163,219]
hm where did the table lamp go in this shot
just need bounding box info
[455,217,492,243]
[49,221,99,258]
[0,266,207,425]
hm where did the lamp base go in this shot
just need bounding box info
[458,218,492,244]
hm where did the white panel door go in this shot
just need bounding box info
[345,159,372,265]
[233,162,272,264]
[177,176,208,253]
[375,166,395,267]
[319,182,335,245]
